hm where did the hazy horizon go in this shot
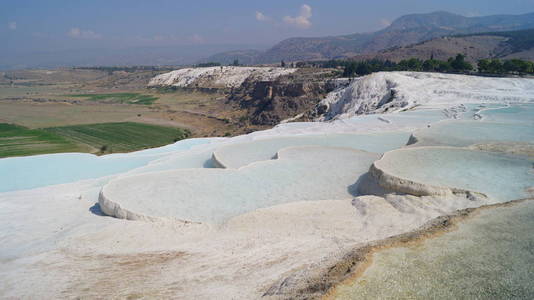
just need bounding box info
[3,0,534,69]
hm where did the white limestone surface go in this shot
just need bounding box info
[148,66,297,89]
[2,74,534,299]
[372,146,534,201]
[0,178,490,299]
[318,72,534,120]
[409,120,534,147]
[212,132,410,169]
[99,146,380,223]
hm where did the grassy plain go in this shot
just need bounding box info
[68,93,158,105]
[0,123,86,158]
[0,122,191,157]
[0,67,253,158]
[45,122,190,154]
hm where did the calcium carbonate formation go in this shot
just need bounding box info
[148,66,297,89]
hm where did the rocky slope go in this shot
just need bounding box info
[229,69,337,125]
[148,67,340,127]
[203,50,263,66]
[208,11,534,64]
[351,29,534,63]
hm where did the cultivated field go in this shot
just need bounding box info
[68,93,159,105]
[0,122,190,157]
[0,123,86,158]
[0,67,253,158]
[45,122,190,154]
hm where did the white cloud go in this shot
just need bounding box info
[255,11,271,22]
[283,4,312,29]
[67,27,102,39]
[8,22,17,30]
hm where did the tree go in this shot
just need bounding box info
[281,60,286,67]
[100,145,109,153]
[488,59,504,74]
[478,59,491,73]
[503,59,534,74]
[503,60,519,73]
[355,62,372,75]
[232,59,239,66]
[450,54,473,72]
[436,60,452,72]
[422,59,440,72]
[397,58,422,71]
[196,62,221,67]
[343,62,357,77]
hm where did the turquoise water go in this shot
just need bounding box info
[103,147,380,223]
[341,109,448,128]
[214,132,410,169]
[481,104,534,124]
[333,200,534,299]
[0,153,154,193]
[0,138,212,193]
[377,148,534,201]
[411,121,534,147]
[333,103,534,299]
[126,146,222,176]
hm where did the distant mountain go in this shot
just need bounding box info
[350,29,534,63]
[207,11,534,64]
[0,44,266,71]
[201,50,263,65]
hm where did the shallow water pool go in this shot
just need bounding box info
[214,132,410,169]
[0,138,213,193]
[481,103,534,124]
[102,146,380,223]
[411,120,534,147]
[333,200,534,299]
[375,147,534,201]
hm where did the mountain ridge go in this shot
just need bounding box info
[207,11,534,64]
[349,29,534,63]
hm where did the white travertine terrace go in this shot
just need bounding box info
[318,72,534,120]
[371,146,534,201]
[148,66,297,89]
[2,72,534,299]
[99,146,381,223]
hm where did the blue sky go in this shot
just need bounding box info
[2,0,534,68]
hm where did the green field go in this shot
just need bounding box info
[67,93,158,105]
[45,122,190,154]
[0,122,190,158]
[0,123,85,158]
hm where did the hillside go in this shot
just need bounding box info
[203,50,263,65]
[314,72,534,121]
[349,29,534,63]
[208,11,534,64]
[147,66,339,126]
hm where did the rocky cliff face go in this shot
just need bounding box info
[228,70,338,125]
[147,67,340,128]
